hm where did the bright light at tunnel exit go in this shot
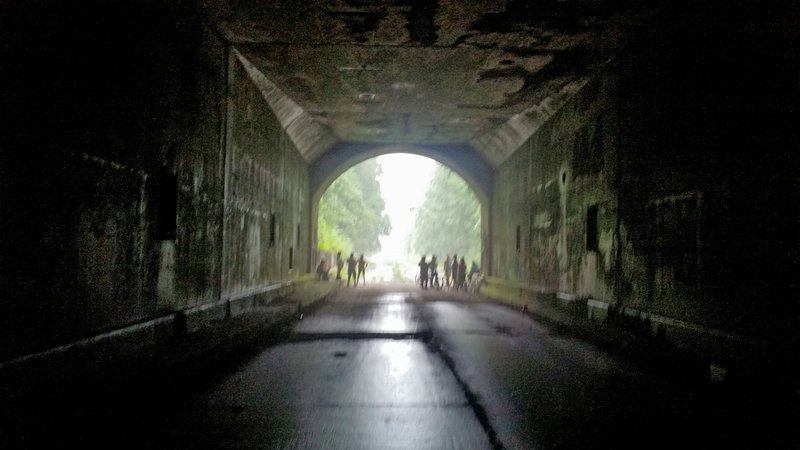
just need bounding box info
[376,153,437,263]
[319,153,480,283]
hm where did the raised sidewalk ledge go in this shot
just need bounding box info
[0,275,337,400]
[479,276,789,387]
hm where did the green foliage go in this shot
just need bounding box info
[317,215,352,252]
[412,166,481,266]
[318,159,391,255]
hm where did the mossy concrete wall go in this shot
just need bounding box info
[491,71,618,303]
[223,52,312,296]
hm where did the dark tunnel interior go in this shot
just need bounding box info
[1,1,798,448]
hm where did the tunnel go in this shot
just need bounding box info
[1,1,798,448]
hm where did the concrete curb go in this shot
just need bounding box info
[479,276,790,388]
[0,276,337,401]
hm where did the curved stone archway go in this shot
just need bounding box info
[310,142,493,206]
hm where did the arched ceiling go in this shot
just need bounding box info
[206,0,647,166]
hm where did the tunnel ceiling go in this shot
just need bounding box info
[209,0,646,166]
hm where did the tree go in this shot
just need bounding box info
[412,166,481,266]
[318,159,391,255]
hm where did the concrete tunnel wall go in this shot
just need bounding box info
[0,2,318,369]
[224,50,312,294]
[0,3,228,360]
[491,71,618,298]
[484,11,799,379]
[614,21,799,345]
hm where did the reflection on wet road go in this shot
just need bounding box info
[294,292,422,337]
[147,339,486,449]
[146,286,796,449]
[143,287,492,449]
[9,285,794,449]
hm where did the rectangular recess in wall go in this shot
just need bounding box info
[515,225,521,252]
[587,204,599,252]
[270,213,276,247]
[296,224,301,246]
[289,247,294,269]
[155,171,177,240]
[646,194,700,284]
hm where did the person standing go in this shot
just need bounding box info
[357,254,367,286]
[316,259,328,281]
[346,253,357,286]
[468,261,480,282]
[443,255,452,288]
[335,251,344,281]
[457,257,467,290]
[451,254,459,290]
[429,255,439,289]
[418,256,429,289]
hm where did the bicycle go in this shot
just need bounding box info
[467,272,484,294]
[430,270,440,290]
[415,272,433,289]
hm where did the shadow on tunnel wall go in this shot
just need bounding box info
[616,21,799,340]
[486,1,799,384]
[1,2,205,359]
[1,0,322,365]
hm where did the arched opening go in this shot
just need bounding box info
[313,153,486,285]
[310,143,492,206]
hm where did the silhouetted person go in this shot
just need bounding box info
[443,255,452,287]
[357,254,367,285]
[346,253,357,286]
[418,256,429,289]
[335,251,344,281]
[316,259,329,281]
[468,261,482,293]
[469,261,480,281]
[451,254,459,289]
[429,255,439,289]
[457,257,467,290]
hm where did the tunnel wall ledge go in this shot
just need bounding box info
[0,276,337,400]
[183,280,295,334]
[479,276,787,388]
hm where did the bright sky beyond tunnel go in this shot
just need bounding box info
[376,154,437,260]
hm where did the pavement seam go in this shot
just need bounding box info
[299,402,471,408]
[287,331,426,342]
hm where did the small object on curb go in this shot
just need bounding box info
[709,362,727,383]
[299,313,304,320]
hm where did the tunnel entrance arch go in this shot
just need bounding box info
[310,143,493,205]
[309,143,494,278]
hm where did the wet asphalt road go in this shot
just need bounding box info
[4,284,797,449]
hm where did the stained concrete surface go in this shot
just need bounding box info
[138,339,488,449]
[2,285,797,449]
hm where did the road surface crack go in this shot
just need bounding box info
[414,300,506,450]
